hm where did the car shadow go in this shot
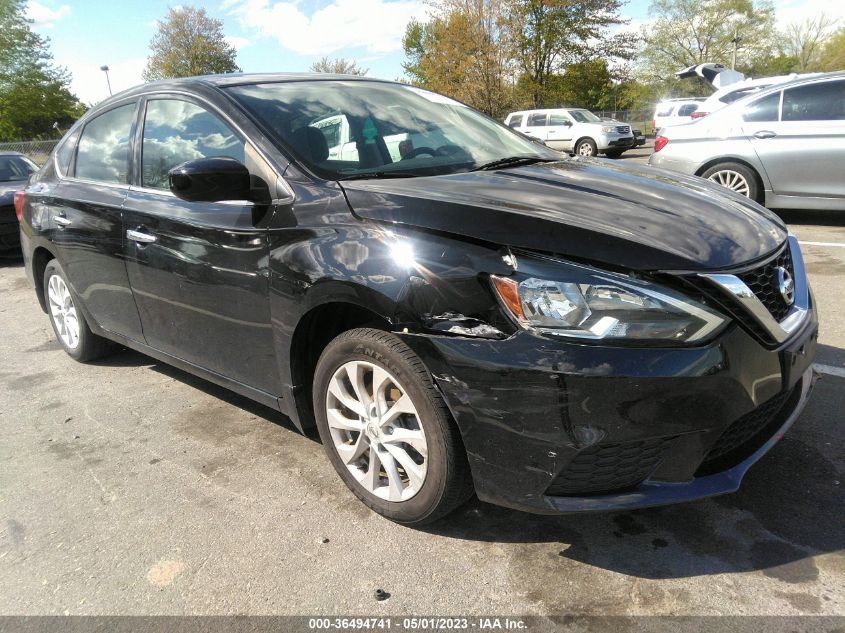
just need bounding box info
[88,348,319,442]
[774,209,845,227]
[0,253,23,268]
[422,364,844,581]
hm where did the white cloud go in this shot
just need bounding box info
[229,0,428,56]
[64,57,147,106]
[25,1,70,28]
[224,35,252,50]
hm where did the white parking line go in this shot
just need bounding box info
[815,363,845,378]
[798,241,845,248]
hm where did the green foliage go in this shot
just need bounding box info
[143,6,240,81]
[0,0,85,141]
[819,28,845,71]
[310,57,368,76]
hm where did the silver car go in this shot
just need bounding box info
[649,72,845,210]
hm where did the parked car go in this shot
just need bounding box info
[0,151,38,257]
[651,98,706,132]
[505,108,635,157]
[19,74,817,524]
[600,118,647,148]
[690,73,822,121]
[650,72,845,209]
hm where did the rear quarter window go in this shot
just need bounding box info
[75,103,136,184]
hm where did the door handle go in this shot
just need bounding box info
[54,215,71,227]
[753,130,777,139]
[126,228,157,244]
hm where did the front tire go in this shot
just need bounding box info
[43,260,113,362]
[701,162,760,202]
[313,328,472,525]
[575,138,598,157]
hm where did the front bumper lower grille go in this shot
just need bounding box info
[546,437,673,496]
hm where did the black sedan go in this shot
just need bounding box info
[0,151,37,256]
[17,74,818,524]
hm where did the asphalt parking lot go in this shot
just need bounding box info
[1,164,843,617]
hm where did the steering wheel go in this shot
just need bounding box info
[401,146,437,160]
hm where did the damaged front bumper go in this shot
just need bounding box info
[399,312,818,514]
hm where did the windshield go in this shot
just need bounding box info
[227,81,558,179]
[568,109,602,123]
[0,155,37,182]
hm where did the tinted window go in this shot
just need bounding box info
[55,127,81,176]
[506,114,522,128]
[677,103,699,116]
[142,99,245,190]
[720,86,766,104]
[75,104,136,183]
[782,80,845,121]
[656,105,675,117]
[0,155,37,182]
[527,113,548,126]
[743,92,780,122]
[228,81,555,180]
[549,113,570,125]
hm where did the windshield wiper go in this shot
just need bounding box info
[470,156,558,172]
[339,171,420,181]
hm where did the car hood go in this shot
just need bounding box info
[0,180,25,205]
[340,159,787,271]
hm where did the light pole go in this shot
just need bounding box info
[730,29,741,70]
[100,65,112,96]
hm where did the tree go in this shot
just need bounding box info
[310,57,368,75]
[638,0,777,91]
[819,28,845,71]
[506,0,637,108]
[783,14,840,71]
[143,6,239,81]
[0,0,85,141]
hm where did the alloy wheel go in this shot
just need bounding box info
[325,360,428,502]
[47,274,80,349]
[707,169,751,197]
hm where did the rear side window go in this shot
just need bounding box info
[54,127,81,177]
[743,92,781,123]
[142,99,245,190]
[720,86,765,104]
[527,113,548,126]
[677,103,698,116]
[656,105,674,117]
[782,80,845,121]
[506,114,522,128]
[75,104,136,184]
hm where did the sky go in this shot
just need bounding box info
[25,0,845,106]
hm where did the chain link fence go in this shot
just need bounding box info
[593,108,657,135]
[0,140,60,166]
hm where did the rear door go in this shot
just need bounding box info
[745,79,845,199]
[49,101,145,341]
[122,96,280,394]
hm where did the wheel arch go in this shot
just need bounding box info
[31,245,57,313]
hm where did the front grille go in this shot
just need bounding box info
[737,245,794,322]
[616,125,631,134]
[546,437,673,496]
[696,385,798,475]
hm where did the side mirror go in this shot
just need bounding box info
[168,157,251,203]
[563,120,573,127]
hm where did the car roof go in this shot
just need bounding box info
[710,72,828,97]
[718,71,845,111]
[507,107,587,115]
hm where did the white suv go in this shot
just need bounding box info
[652,98,706,131]
[505,108,635,157]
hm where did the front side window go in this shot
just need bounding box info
[549,113,571,126]
[0,154,37,182]
[75,103,136,184]
[527,113,548,126]
[227,81,556,179]
[142,99,245,190]
[743,92,781,123]
[782,80,845,121]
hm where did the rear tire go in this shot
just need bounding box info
[313,328,473,525]
[43,260,114,362]
[701,162,760,202]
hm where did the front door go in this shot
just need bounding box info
[745,79,845,200]
[122,96,280,394]
[545,112,574,150]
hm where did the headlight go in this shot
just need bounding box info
[601,126,615,133]
[491,262,726,343]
